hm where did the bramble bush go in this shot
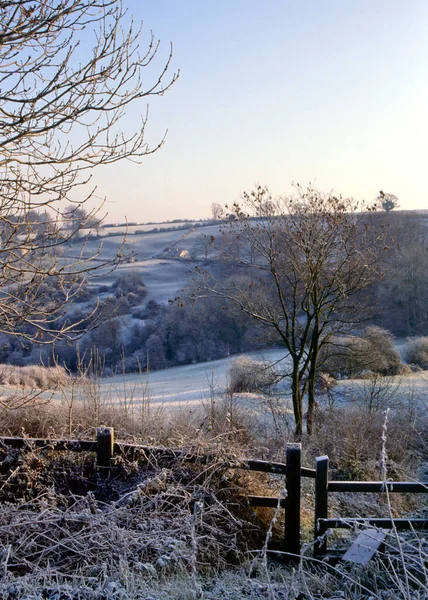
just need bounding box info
[404,336,428,370]
[228,356,277,393]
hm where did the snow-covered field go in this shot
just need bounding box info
[100,355,428,412]
[74,222,220,263]
[101,347,291,409]
[119,258,195,304]
[1,346,427,424]
[66,223,221,300]
[96,221,199,236]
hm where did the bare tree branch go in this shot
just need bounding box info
[0,0,178,349]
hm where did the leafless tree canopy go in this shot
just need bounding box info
[0,0,178,343]
[196,185,387,435]
[377,190,399,212]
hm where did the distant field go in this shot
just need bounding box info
[101,347,291,408]
[63,222,222,301]
[70,224,221,262]
[98,221,203,235]
[120,259,195,304]
[74,228,192,261]
[86,221,216,237]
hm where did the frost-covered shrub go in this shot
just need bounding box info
[361,326,404,375]
[403,336,428,370]
[321,327,405,378]
[111,271,147,306]
[132,299,161,320]
[228,356,276,393]
[0,364,66,389]
[146,334,167,370]
[320,336,371,378]
[315,372,337,394]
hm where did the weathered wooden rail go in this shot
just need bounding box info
[314,454,428,560]
[0,430,426,563]
[241,444,316,558]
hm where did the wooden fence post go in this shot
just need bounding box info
[284,443,301,561]
[314,455,329,557]
[97,427,114,474]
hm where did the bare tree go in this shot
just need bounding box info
[377,190,399,212]
[211,202,223,220]
[0,1,178,349]
[195,185,386,435]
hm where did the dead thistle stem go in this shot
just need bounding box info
[137,357,152,437]
[54,351,89,438]
[248,489,287,600]
[381,408,411,599]
[190,501,203,599]
[202,367,217,432]
[261,489,287,570]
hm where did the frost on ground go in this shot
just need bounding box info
[0,440,426,599]
[0,443,277,599]
[0,427,427,598]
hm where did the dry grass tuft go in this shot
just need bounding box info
[0,364,66,390]
[0,442,275,585]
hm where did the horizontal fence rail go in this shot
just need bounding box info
[0,436,316,478]
[319,518,428,530]
[314,454,428,559]
[234,458,315,479]
[0,437,97,452]
[328,481,428,493]
[0,434,232,465]
[248,496,287,508]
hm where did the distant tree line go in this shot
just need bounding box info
[373,211,428,336]
[64,287,257,375]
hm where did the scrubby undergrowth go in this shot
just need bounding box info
[0,381,426,598]
[0,442,278,597]
[0,364,66,390]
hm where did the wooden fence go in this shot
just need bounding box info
[313,454,428,559]
[0,429,427,562]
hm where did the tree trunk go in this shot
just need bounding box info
[291,365,303,437]
[306,333,320,435]
[306,374,316,435]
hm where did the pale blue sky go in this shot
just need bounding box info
[92,1,428,222]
